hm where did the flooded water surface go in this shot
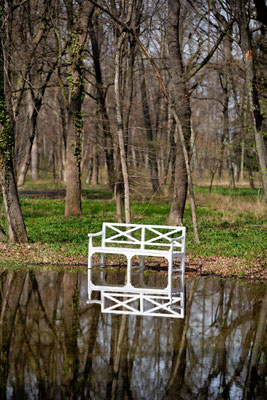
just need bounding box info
[0,270,266,399]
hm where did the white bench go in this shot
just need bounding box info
[87,223,186,318]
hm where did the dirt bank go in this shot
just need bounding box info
[0,243,266,281]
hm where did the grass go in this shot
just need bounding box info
[0,184,266,271]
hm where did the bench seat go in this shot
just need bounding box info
[89,246,184,258]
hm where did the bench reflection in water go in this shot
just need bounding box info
[87,265,185,318]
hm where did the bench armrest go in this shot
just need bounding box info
[88,231,103,238]
[170,235,184,242]
[170,235,186,252]
[88,231,103,248]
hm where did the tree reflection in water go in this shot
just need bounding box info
[0,270,266,399]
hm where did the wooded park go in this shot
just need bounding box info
[0,0,266,279]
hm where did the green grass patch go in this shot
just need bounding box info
[0,186,266,264]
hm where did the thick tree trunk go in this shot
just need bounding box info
[0,3,28,243]
[166,0,192,225]
[65,119,82,217]
[1,164,28,243]
[236,0,267,202]
[89,10,115,191]
[168,128,188,225]
[64,5,92,217]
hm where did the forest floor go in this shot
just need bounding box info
[1,186,266,282]
[0,242,266,281]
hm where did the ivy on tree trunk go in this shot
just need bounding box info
[0,0,28,243]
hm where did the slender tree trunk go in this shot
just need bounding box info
[245,149,255,189]
[214,9,236,189]
[86,157,93,185]
[221,72,235,189]
[58,93,67,182]
[114,31,131,224]
[167,118,176,190]
[31,134,39,180]
[17,74,52,186]
[92,147,99,185]
[139,52,160,193]
[17,143,31,187]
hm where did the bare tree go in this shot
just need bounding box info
[64,1,93,217]
[0,1,28,243]
[233,0,267,202]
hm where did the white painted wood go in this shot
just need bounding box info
[87,223,186,318]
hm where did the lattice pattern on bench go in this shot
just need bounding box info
[103,223,185,250]
[101,292,184,318]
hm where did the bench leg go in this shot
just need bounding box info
[88,253,93,301]
[168,255,173,302]
[180,254,185,288]
[100,254,105,268]
[126,255,133,288]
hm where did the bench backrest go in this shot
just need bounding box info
[102,223,186,251]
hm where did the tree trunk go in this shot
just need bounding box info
[114,31,131,224]
[236,0,267,202]
[214,8,236,189]
[92,150,99,185]
[0,3,28,243]
[17,73,52,187]
[1,164,28,243]
[221,72,235,189]
[57,93,67,182]
[139,52,160,193]
[17,142,31,187]
[168,127,188,225]
[31,134,39,180]
[64,4,92,217]
[167,119,176,190]
[166,0,192,225]
[65,118,82,217]
[88,9,115,191]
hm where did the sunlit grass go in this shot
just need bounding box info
[0,184,266,264]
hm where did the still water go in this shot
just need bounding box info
[0,270,266,399]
